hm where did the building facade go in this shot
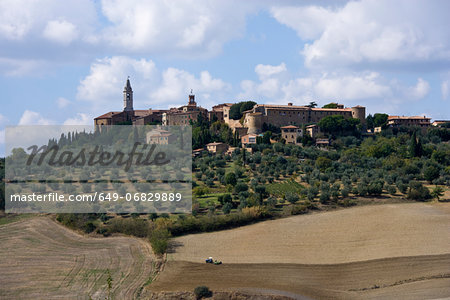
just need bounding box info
[387,116,431,127]
[94,78,166,129]
[240,103,366,134]
[162,93,208,125]
[281,125,302,144]
[206,142,229,154]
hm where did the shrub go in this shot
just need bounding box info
[149,228,171,255]
[285,192,299,204]
[367,180,383,196]
[222,202,233,214]
[387,185,397,195]
[339,198,356,207]
[108,218,150,237]
[397,182,408,194]
[225,173,237,186]
[319,190,330,204]
[194,286,212,299]
[266,196,277,207]
[84,222,96,234]
[234,182,248,193]
[341,187,350,198]
[218,193,232,205]
[316,157,332,171]
[423,166,440,183]
[407,181,431,201]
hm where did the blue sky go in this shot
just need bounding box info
[1,0,450,155]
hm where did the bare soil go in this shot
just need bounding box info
[0,217,155,299]
[150,203,450,299]
[170,203,450,264]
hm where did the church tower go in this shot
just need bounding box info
[188,89,197,106]
[123,77,133,112]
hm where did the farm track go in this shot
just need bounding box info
[0,217,155,299]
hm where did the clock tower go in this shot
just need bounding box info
[123,77,133,112]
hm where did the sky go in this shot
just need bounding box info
[1,0,450,156]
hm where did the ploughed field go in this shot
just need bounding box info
[150,203,450,299]
[0,217,154,299]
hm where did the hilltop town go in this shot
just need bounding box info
[95,78,448,152]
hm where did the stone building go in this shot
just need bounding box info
[206,142,229,154]
[162,93,208,125]
[240,103,366,134]
[146,129,176,145]
[306,124,320,138]
[431,120,450,127]
[241,134,258,148]
[387,116,431,127]
[94,78,166,129]
[281,125,302,144]
[208,103,233,122]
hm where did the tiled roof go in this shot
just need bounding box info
[94,111,122,119]
[388,115,431,120]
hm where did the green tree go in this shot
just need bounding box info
[407,181,431,201]
[307,101,317,108]
[316,156,332,171]
[423,166,440,183]
[222,202,233,214]
[322,103,338,108]
[318,115,360,136]
[285,192,299,204]
[149,228,171,255]
[229,101,256,120]
[225,173,237,186]
[431,186,444,201]
[373,113,388,128]
[409,131,423,157]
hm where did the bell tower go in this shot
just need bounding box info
[123,77,133,112]
[188,89,197,106]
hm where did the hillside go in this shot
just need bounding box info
[0,217,156,299]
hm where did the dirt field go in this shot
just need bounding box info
[151,203,450,299]
[169,203,450,264]
[0,217,155,299]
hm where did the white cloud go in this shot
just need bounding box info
[442,80,449,100]
[402,78,430,100]
[0,0,96,41]
[151,68,230,107]
[237,63,433,115]
[77,56,231,112]
[77,56,158,112]
[56,97,71,108]
[100,0,256,57]
[43,20,79,45]
[0,113,7,125]
[271,0,450,70]
[63,113,91,125]
[255,63,287,80]
[18,110,54,125]
[0,58,46,76]
[270,6,334,40]
[314,72,392,101]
